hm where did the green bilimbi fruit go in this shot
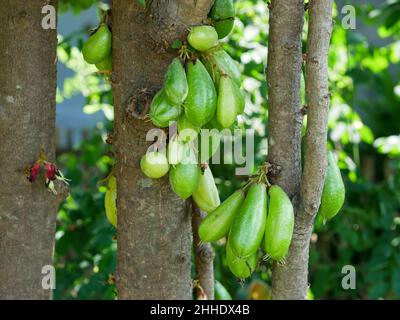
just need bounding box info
[217,75,244,128]
[209,0,235,39]
[140,151,170,179]
[199,189,245,242]
[319,151,345,221]
[169,145,200,199]
[214,19,235,39]
[82,24,112,64]
[167,135,184,165]
[215,280,232,300]
[177,114,200,143]
[229,183,267,258]
[264,185,294,262]
[226,240,258,279]
[164,58,188,105]
[105,175,117,228]
[149,89,181,128]
[187,26,219,52]
[184,60,217,127]
[202,48,241,87]
[192,166,220,213]
[95,55,112,71]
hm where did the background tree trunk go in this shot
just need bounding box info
[112,0,214,299]
[268,0,333,299]
[0,0,63,299]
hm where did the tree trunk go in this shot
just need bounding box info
[112,1,214,299]
[0,0,63,299]
[268,0,333,299]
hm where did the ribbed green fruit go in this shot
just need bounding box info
[164,58,188,105]
[319,151,345,221]
[82,25,112,64]
[105,175,117,227]
[95,55,112,71]
[264,185,294,262]
[199,189,245,242]
[217,75,244,128]
[229,183,267,258]
[140,151,170,179]
[226,240,258,279]
[192,166,220,213]
[187,26,219,52]
[215,280,232,300]
[184,60,217,127]
[209,0,235,39]
[202,48,241,87]
[149,89,181,128]
[169,146,200,199]
[214,19,235,39]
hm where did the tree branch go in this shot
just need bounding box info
[270,0,333,300]
[192,201,215,300]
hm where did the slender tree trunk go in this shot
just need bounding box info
[0,0,63,299]
[268,0,333,299]
[112,1,214,299]
[192,202,215,300]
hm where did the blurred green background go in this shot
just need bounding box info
[54,0,400,299]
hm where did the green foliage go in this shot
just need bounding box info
[54,127,116,299]
[56,0,400,300]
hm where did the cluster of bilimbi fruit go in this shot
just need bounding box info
[82,0,346,280]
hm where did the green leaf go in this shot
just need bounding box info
[137,0,145,7]
[171,39,183,49]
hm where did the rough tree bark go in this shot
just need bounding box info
[112,1,214,299]
[268,0,333,299]
[0,0,64,299]
[192,202,215,300]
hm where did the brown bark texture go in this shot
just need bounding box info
[268,0,333,299]
[192,202,215,300]
[0,0,62,299]
[112,0,214,299]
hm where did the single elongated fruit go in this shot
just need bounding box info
[202,48,241,87]
[319,151,345,221]
[105,175,117,227]
[164,58,188,105]
[192,166,220,212]
[167,135,184,165]
[82,25,112,64]
[140,151,169,179]
[184,60,217,127]
[177,114,200,143]
[217,75,244,128]
[229,183,267,258]
[169,146,200,199]
[210,0,235,20]
[95,55,112,71]
[264,185,294,262]
[149,89,181,128]
[226,241,258,279]
[199,189,245,242]
[209,0,235,39]
[214,19,235,39]
[187,26,219,52]
[215,280,232,300]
